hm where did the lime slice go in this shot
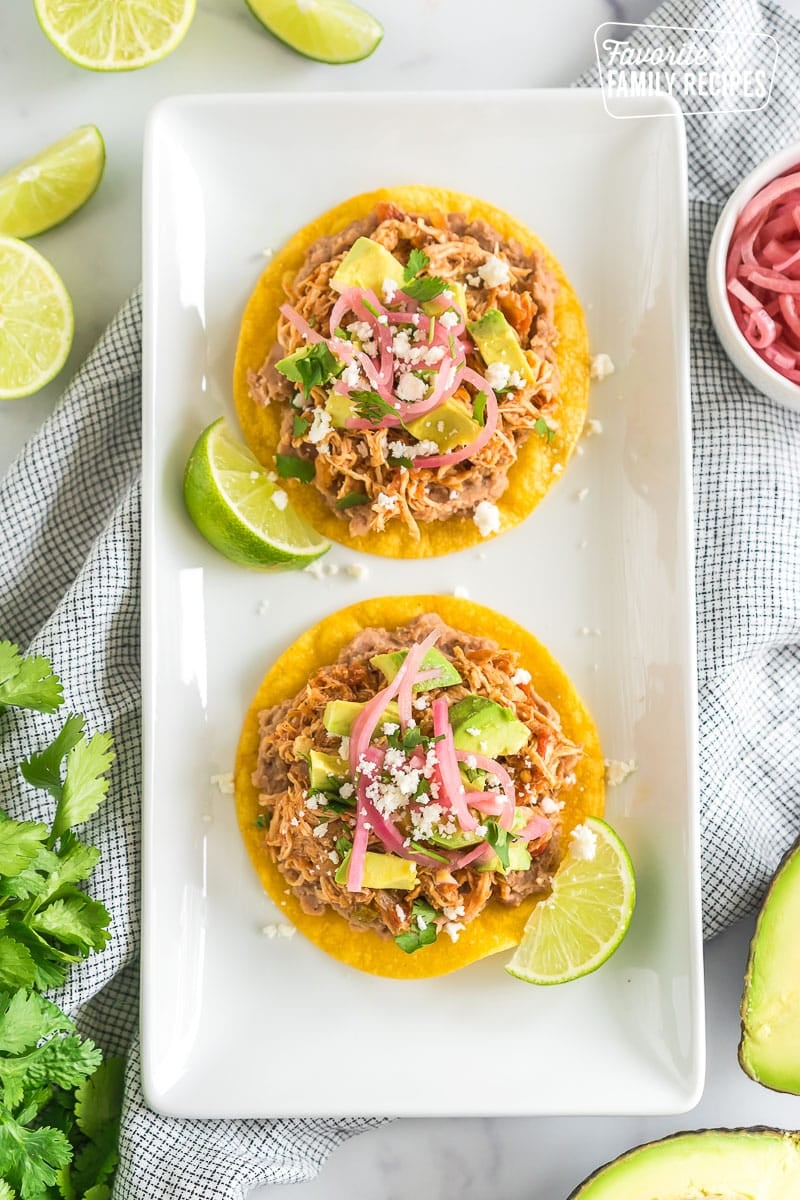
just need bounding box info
[0,236,74,401]
[0,127,105,240]
[505,818,635,985]
[183,418,330,569]
[245,0,382,63]
[33,0,196,71]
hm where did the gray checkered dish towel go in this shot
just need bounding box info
[2,0,800,1195]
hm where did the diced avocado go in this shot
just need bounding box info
[335,850,417,891]
[405,396,482,453]
[323,699,401,737]
[459,763,486,792]
[478,840,532,874]
[567,1129,800,1200]
[370,647,462,692]
[428,825,484,851]
[740,838,800,1094]
[325,390,355,430]
[511,806,534,834]
[331,236,404,295]
[468,307,535,385]
[423,280,467,319]
[449,695,530,757]
[309,749,349,791]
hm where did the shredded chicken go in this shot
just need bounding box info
[252,615,582,940]
[247,203,561,539]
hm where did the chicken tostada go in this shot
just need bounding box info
[235,596,604,978]
[234,187,589,559]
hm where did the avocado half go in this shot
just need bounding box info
[740,838,800,1093]
[568,1129,800,1198]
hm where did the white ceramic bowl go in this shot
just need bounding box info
[707,140,800,413]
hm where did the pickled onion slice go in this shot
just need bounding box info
[726,167,800,383]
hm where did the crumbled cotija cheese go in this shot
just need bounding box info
[570,823,598,861]
[590,353,615,381]
[485,361,510,391]
[307,408,333,445]
[210,772,234,794]
[271,488,288,511]
[478,254,511,288]
[473,500,500,537]
[605,758,637,786]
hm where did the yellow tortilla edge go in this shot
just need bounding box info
[234,595,604,979]
[233,186,590,560]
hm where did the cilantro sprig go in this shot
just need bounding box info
[395,899,439,955]
[534,417,556,445]
[275,342,343,400]
[400,249,449,304]
[484,817,510,871]
[350,390,400,426]
[275,453,315,483]
[0,645,123,1199]
[334,492,370,511]
[0,645,62,716]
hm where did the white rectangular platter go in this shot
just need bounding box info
[141,89,703,1118]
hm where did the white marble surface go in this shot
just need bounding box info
[3,0,800,1196]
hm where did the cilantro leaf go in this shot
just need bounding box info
[0,940,36,991]
[22,1035,103,1094]
[275,343,342,400]
[0,1118,72,1198]
[334,492,370,510]
[20,714,86,803]
[403,248,429,282]
[388,455,413,470]
[401,275,449,304]
[292,413,309,438]
[534,417,555,444]
[0,820,49,877]
[0,991,73,1056]
[484,818,510,870]
[335,836,352,858]
[275,454,315,483]
[32,832,101,909]
[50,733,114,845]
[472,391,488,426]
[394,898,439,954]
[350,390,399,426]
[253,814,267,829]
[30,892,110,955]
[0,645,63,715]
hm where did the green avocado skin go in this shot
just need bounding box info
[739,836,800,1095]
[566,1128,800,1199]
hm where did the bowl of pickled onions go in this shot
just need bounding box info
[708,142,800,411]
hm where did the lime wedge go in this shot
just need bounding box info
[183,418,330,569]
[246,0,382,63]
[505,818,635,985]
[0,127,105,240]
[0,236,74,401]
[33,0,196,71]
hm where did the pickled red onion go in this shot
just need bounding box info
[456,749,515,831]
[396,630,441,731]
[280,303,323,345]
[431,698,478,832]
[413,369,498,469]
[726,167,800,384]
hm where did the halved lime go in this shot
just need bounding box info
[0,127,105,240]
[0,236,74,400]
[33,0,196,71]
[183,418,329,569]
[505,818,635,985]
[246,0,382,63]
